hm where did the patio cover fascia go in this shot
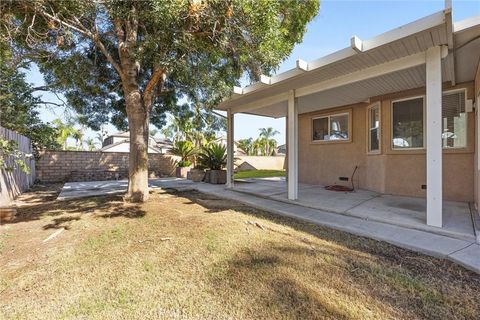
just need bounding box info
[217,8,456,118]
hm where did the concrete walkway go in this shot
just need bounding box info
[232,179,475,242]
[58,178,480,273]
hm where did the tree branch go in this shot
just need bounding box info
[27,5,125,80]
[143,68,165,106]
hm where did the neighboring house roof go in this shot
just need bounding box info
[217,7,480,118]
[102,131,173,151]
[100,139,163,153]
[154,137,173,146]
[109,131,130,137]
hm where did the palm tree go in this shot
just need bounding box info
[237,138,254,155]
[85,138,96,151]
[52,119,77,150]
[259,127,279,156]
[253,138,265,156]
[96,132,104,146]
[72,129,84,150]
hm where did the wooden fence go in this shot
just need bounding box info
[0,127,35,206]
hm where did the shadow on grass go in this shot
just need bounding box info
[175,189,480,319]
[6,184,146,226]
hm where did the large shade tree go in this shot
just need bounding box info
[1,0,319,202]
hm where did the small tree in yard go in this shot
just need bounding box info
[1,0,319,202]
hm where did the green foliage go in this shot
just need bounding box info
[161,104,225,148]
[237,138,255,156]
[0,45,61,157]
[52,119,80,150]
[170,140,196,167]
[0,138,30,173]
[234,169,285,179]
[198,143,227,170]
[85,138,97,151]
[1,0,319,131]
[238,127,279,156]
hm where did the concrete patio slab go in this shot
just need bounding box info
[151,178,479,273]
[230,180,475,242]
[58,178,183,200]
[347,195,474,241]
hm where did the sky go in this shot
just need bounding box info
[28,0,480,147]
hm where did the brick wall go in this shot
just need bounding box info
[37,151,177,182]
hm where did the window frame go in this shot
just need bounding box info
[311,110,352,144]
[366,102,381,154]
[441,88,468,150]
[390,95,426,151]
[390,89,468,151]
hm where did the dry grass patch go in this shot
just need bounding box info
[0,184,479,319]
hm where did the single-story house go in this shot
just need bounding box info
[217,5,480,229]
[101,132,173,154]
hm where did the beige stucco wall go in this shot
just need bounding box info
[298,82,475,202]
[474,59,480,208]
[235,156,285,171]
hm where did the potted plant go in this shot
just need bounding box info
[170,140,196,178]
[189,164,206,182]
[197,143,227,184]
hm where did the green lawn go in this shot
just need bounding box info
[234,169,285,179]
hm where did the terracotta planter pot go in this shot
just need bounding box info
[206,169,226,184]
[176,167,190,178]
[190,169,205,182]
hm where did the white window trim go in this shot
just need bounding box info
[441,88,468,150]
[391,95,426,150]
[367,102,381,154]
[312,111,351,143]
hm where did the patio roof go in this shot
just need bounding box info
[217,9,480,118]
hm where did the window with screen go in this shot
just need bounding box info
[392,97,424,149]
[312,113,349,142]
[442,91,466,148]
[368,104,380,152]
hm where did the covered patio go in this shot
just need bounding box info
[217,6,480,231]
[232,177,475,242]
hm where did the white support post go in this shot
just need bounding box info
[426,46,443,227]
[226,109,234,188]
[287,90,298,200]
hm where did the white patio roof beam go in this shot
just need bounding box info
[296,50,436,98]
[229,49,449,115]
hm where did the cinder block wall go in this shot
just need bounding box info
[37,151,177,182]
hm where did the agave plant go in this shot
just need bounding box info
[170,140,196,167]
[197,143,227,170]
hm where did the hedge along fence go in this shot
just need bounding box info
[0,127,36,206]
[36,151,178,182]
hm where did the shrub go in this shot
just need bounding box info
[197,143,227,170]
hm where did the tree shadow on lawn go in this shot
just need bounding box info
[176,190,480,319]
[6,184,146,226]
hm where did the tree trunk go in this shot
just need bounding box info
[124,90,150,202]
